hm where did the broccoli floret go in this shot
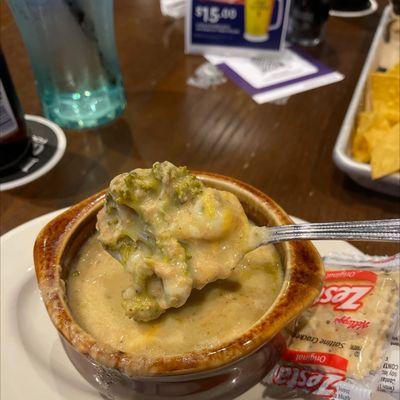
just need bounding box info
[172,173,203,203]
[116,237,137,264]
[110,162,203,209]
[122,293,163,322]
[153,161,204,204]
[125,169,158,191]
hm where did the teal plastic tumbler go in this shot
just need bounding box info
[8,0,126,129]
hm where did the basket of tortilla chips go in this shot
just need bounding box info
[352,63,400,180]
[333,6,400,196]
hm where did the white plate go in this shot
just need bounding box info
[1,210,379,400]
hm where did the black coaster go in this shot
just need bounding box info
[0,115,66,191]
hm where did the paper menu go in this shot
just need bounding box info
[206,48,344,104]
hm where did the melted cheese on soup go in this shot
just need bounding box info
[97,161,267,321]
[67,235,282,357]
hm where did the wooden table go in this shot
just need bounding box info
[1,1,399,255]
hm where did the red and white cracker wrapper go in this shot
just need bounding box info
[263,253,400,400]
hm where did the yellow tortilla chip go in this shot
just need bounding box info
[352,112,373,162]
[370,73,399,110]
[364,128,389,152]
[364,118,391,148]
[374,103,400,125]
[371,123,400,179]
[352,113,391,163]
[357,111,374,131]
[370,72,400,116]
[388,62,400,77]
[352,131,370,162]
[357,110,393,133]
[369,113,390,130]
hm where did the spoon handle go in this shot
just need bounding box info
[264,219,400,244]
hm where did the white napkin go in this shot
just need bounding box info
[160,0,186,18]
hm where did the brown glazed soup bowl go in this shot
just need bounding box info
[34,172,324,400]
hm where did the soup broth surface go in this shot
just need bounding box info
[67,234,283,357]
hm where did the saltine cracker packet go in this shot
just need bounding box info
[378,316,399,397]
[264,254,400,399]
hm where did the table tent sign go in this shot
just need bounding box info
[186,0,291,56]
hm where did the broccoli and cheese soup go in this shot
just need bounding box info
[96,161,269,321]
[67,236,282,357]
[66,161,283,356]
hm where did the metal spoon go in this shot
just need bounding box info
[255,219,400,245]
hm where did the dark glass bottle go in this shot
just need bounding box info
[287,0,331,47]
[331,0,370,13]
[0,49,31,173]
